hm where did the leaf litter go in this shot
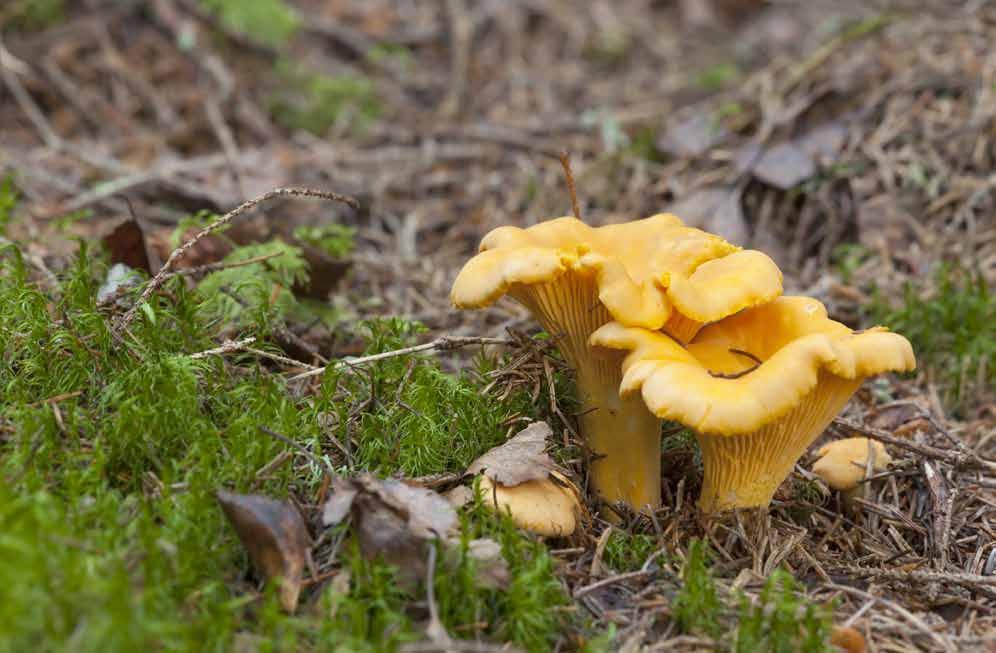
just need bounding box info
[216,490,311,613]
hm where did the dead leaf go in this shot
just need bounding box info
[102,217,161,274]
[217,490,311,613]
[737,141,816,190]
[657,114,728,158]
[466,421,557,486]
[666,186,749,245]
[799,123,847,163]
[146,226,234,271]
[322,474,458,587]
[294,244,351,299]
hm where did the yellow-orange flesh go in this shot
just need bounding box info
[697,373,861,511]
[511,273,696,512]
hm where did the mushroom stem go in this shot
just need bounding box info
[696,373,861,512]
[578,365,663,512]
[512,275,664,512]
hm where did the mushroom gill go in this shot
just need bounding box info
[451,214,783,513]
[590,296,915,512]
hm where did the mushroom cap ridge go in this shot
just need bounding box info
[590,296,916,436]
[451,214,783,329]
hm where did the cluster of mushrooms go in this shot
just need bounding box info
[452,213,915,520]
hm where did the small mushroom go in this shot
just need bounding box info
[591,296,915,512]
[451,214,782,513]
[476,471,581,537]
[812,437,892,499]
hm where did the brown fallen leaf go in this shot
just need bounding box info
[102,217,161,275]
[799,122,848,163]
[657,114,729,158]
[217,490,311,613]
[466,421,559,486]
[293,244,352,300]
[322,474,459,587]
[736,141,816,190]
[322,474,511,590]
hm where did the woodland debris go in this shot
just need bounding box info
[216,490,311,613]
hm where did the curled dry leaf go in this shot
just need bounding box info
[466,421,558,485]
[737,141,816,190]
[322,474,459,587]
[102,216,161,275]
[216,490,311,613]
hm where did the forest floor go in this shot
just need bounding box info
[0,1,994,651]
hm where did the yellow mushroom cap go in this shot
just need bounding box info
[812,438,892,491]
[591,296,916,436]
[451,214,783,330]
[476,473,580,537]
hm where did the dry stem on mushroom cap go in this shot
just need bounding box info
[591,296,915,512]
[451,214,783,513]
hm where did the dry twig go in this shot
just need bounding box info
[114,187,359,335]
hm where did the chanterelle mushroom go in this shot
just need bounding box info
[812,437,892,493]
[591,296,915,512]
[476,472,580,537]
[451,215,782,512]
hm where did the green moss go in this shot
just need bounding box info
[269,61,381,135]
[324,318,554,477]
[734,571,832,653]
[196,240,309,331]
[293,224,355,259]
[694,62,740,91]
[0,176,17,236]
[673,539,722,638]
[198,0,299,48]
[603,531,658,572]
[867,265,994,412]
[830,243,870,285]
[0,235,572,651]
[3,0,64,31]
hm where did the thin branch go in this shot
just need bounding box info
[573,569,655,598]
[558,150,582,220]
[114,187,359,335]
[162,251,285,280]
[257,426,336,478]
[189,337,257,359]
[287,336,512,382]
[833,417,996,472]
